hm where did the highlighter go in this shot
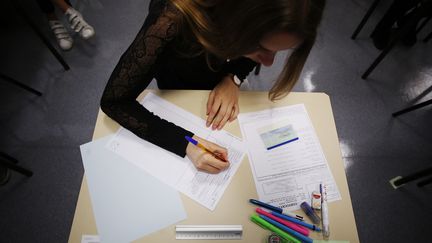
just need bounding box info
[300,202,321,224]
[250,214,301,243]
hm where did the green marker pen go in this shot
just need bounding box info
[250,214,300,243]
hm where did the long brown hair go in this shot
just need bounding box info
[169,0,326,100]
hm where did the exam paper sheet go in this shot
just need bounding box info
[107,92,246,211]
[81,136,186,243]
[238,104,341,211]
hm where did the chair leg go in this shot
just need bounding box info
[351,0,382,40]
[362,5,424,79]
[416,16,431,33]
[417,176,432,187]
[389,167,432,189]
[0,73,42,96]
[392,99,432,117]
[10,0,70,71]
[424,30,432,43]
[416,15,432,43]
[0,153,33,177]
[361,38,397,79]
[0,152,18,164]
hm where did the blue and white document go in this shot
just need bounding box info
[238,104,341,211]
[258,120,299,150]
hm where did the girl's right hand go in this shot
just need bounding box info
[186,135,230,174]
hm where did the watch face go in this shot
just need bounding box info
[233,75,241,85]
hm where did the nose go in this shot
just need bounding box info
[257,52,276,66]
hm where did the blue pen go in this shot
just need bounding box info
[185,136,227,162]
[259,215,313,243]
[271,211,322,232]
[249,199,303,220]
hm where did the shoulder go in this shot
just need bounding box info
[145,0,181,39]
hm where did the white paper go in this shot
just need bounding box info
[81,136,187,243]
[81,235,100,243]
[238,104,341,211]
[107,92,246,211]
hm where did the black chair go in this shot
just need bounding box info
[352,1,432,189]
[389,167,432,188]
[0,152,33,185]
[391,83,432,116]
[351,0,432,79]
[392,97,432,117]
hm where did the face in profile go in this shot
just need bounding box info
[244,32,303,66]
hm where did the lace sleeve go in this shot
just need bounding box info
[100,6,193,157]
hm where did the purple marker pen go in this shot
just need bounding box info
[300,201,321,224]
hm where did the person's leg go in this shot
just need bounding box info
[50,0,95,39]
[399,0,432,46]
[35,0,73,50]
[370,0,420,49]
[49,0,72,13]
[35,0,56,15]
[35,0,57,20]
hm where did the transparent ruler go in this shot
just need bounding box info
[175,225,243,240]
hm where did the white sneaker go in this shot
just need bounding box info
[65,8,95,40]
[49,20,73,51]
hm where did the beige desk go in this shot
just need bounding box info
[68,90,359,243]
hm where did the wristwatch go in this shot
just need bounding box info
[232,75,242,87]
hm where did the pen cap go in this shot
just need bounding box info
[300,202,321,225]
[311,191,321,210]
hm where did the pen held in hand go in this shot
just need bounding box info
[185,136,227,162]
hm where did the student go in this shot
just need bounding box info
[100,0,326,173]
[36,0,95,50]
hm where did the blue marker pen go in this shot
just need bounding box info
[270,211,321,232]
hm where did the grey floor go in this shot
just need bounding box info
[0,0,431,242]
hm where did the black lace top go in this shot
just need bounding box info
[100,0,257,157]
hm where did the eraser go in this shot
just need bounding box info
[311,191,322,210]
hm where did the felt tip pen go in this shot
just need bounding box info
[185,136,227,162]
[250,214,301,243]
[321,183,330,239]
[300,201,321,224]
[270,210,321,232]
[255,208,309,236]
[249,199,304,221]
[259,215,313,243]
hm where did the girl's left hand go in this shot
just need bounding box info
[206,75,239,130]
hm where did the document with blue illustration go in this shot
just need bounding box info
[238,104,341,211]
